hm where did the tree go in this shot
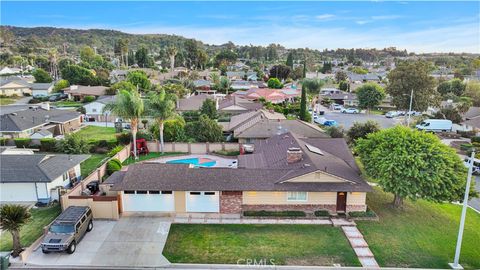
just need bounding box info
[347,121,380,144]
[286,52,294,68]
[267,78,283,89]
[456,96,472,115]
[200,98,218,119]
[56,133,90,154]
[217,76,232,94]
[146,89,176,153]
[162,83,189,99]
[269,65,291,81]
[0,204,31,257]
[301,78,325,94]
[356,126,468,208]
[185,114,223,142]
[53,79,69,92]
[434,108,463,123]
[104,89,144,160]
[339,80,349,91]
[335,71,348,83]
[325,126,344,138]
[61,65,100,86]
[356,83,386,112]
[32,68,52,83]
[214,50,237,67]
[80,46,96,64]
[386,61,438,111]
[299,85,308,121]
[127,70,151,91]
[321,62,332,73]
[449,79,466,96]
[107,81,136,95]
[167,46,178,72]
[464,81,480,106]
[135,47,153,68]
[150,116,186,142]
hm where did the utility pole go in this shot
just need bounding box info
[406,89,413,127]
[449,151,475,270]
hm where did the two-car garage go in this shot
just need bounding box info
[121,190,220,213]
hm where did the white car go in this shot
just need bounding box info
[385,111,400,118]
[332,104,344,111]
[341,108,359,114]
[314,116,327,124]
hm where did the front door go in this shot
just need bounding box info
[336,192,347,212]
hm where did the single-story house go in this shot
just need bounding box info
[0,77,32,96]
[0,67,22,75]
[235,119,328,143]
[83,95,117,122]
[193,79,212,90]
[226,71,257,81]
[217,96,263,115]
[223,109,286,138]
[231,80,267,91]
[64,85,108,101]
[462,107,480,133]
[108,132,371,214]
[109,69,128,84]
[348,73,381,83]
[31,83,54,97]
[0,104,82,138]
[0,154,89,203]
[234,88,296,104]
[176,94,219,112]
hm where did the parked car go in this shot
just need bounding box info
[341,108,359,114]
[464,157,480,175]
[41,206,93,254]
[314,116,337,126]
[331,104,344,111]
[48,93,68,102]
[385,111,401,118]
[415,119,452,132]
[323,120,338,126]
[406,111,421,116]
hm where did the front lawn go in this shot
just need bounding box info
[163,224,360,266]
[0,97,17,105]
[76,126,118,141]
[0,204,61,251]
[122,152,185,165]
[52,100,83,107]
[81,153,108,177]
[357,187,480,269]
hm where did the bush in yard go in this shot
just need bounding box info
[136,130,153,141]
[325,126,344,138]
[348,208,377,218]
[471,136,480,144]
[347,120,380,145]
[108,145,124,157]
[83,95,95,103]
[116,133,132,145]
[185,114,223,142]
[0,138,7,146]
[106,158,122,175]
[314,210,330,217]
[267,78,283,89]
[55,133,90,154]
[14,138,31,148]
[243,210,306,217]
[40,138,57,152]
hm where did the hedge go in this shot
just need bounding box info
[243,210,306,217]
[40,138,57,152]
[472,136,480,144]
[108,145,124,157]
[314,210,330,217]
[106,158,122,175]
[0,138,7,146]
[14,138,32,148]
[348,208,377,218]
[83,95,95,103]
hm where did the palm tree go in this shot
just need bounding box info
[104,89,144,160]
[0,204,31,257]
[146,89,176,153]
[167,46,178,73]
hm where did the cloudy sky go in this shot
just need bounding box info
[1,1,479,53]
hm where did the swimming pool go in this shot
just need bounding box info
[166,157,217,167]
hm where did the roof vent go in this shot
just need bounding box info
[10,113,17,116]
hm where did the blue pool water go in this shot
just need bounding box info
[166,158,216,167]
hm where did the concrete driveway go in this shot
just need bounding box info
[26,217,171,268]
[323,111,401,129]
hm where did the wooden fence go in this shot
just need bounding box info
[146,141,240,154]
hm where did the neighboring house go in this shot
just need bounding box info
[235,119,328,143]
[31,83,54,97]
[0,105,82,138]
[83,95,116,122]
[0,77,32,96]
[0,67,22,75]
[193,79,212,90]
[177,94,218,112]
[223,109,285,139]
[108,132,371,214]
[64,85,108,101]
[323,91,357,106]
[234,88,298,104]
[217,96,263,115]
[226,71,257,81]
[0,154,88,203]
[320,88,342,95]
[348,73,381,83]
[109,69,128,84]
[462,107,480,133]
[231,80,267,91]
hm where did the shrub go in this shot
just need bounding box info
[0,138,7,146]
[116,133,132,145]
[347,121,380,144]
[40,138,57,152]
[83,95,96,103]
[267,78,283,89]
[348,208,377,218]
[55,134,90,154]
[460,143,473,151]
[314,210,330,217]
[325,126,344,138]
[136,130,153,141]
[14,138,32,148]
[108,145,124,157]
[106,158,122,175]
[213,150,240,156]
[243,210,306,217]
[472,136,480,144]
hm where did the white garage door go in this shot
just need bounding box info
[186,191,220,213]
[122,191,175,212]
[0,183,37,202]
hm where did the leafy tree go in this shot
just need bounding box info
[269,65,291,81]
[321,62,332,73]
[267,78,283,89]
[106,158,122,175]
[150,116,186,142]
[145,89,176,153]
[302,78,325,94]
[162,83,189,98]
[325,126,344,138]
[56,133,90,154]
[127,70,151,91]
[356,126,469,208]
[200,98,218,119]
[80,46,96,63]
[347,121,380,145]
[32,68,52,83]
[185,114,223,142]
[53,79,69,92]
[437,80,452,96]
[135,47,154,68]
[61,65,100,86]
[386,61,438,111]
[214,50,237,67]
[434,108,462,123]
[166,46,178,72]
[350,66,368,74]
[104,89,144,159]
[286,52,294,68]
[0,204,31,257]
[456,96,472,115]
[216,76,232,94]
[299,86,308,121]
[356,83,386,111]
[339,80,349,91]
[464,81,480,106]
[438,79,466,97]
[107,81,136,95]
[335,71,348,83]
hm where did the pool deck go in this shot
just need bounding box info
[150,154,238,168]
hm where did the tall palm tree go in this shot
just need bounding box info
[104,89,144,160]
[0,204,31,257]
[167,46,178,73]
[146,89,176,153]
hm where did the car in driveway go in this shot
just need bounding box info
[41,206,93,254]
[331,104,344,111]
[385,111,401,118]
[314,116,338,126]
[341,108,359,114]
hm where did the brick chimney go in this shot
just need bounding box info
[287,147,303,164]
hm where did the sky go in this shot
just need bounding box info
[1,1,479,53]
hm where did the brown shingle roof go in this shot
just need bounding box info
[235,119,328,139]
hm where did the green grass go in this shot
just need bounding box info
[0,205,61,251]
[122,152,185,165]
[81,153,108,177]
[163,224,360,266]
[52,100,83,107]
[76,126,118,141]
[0,97,17,105]
[357,187,480,269]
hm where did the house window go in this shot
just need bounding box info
[161,191,173,194]
[149,191,160,194]
[124,190,135,194]
[92,108,97,112]
[136,190,147,194]
[204,192,215,195]
[287,192,307,201]
[190,192,201,195]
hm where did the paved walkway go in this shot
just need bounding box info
[342,226,379,268]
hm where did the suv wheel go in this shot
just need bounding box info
[66,241,76,254]
[86,220,93,232]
